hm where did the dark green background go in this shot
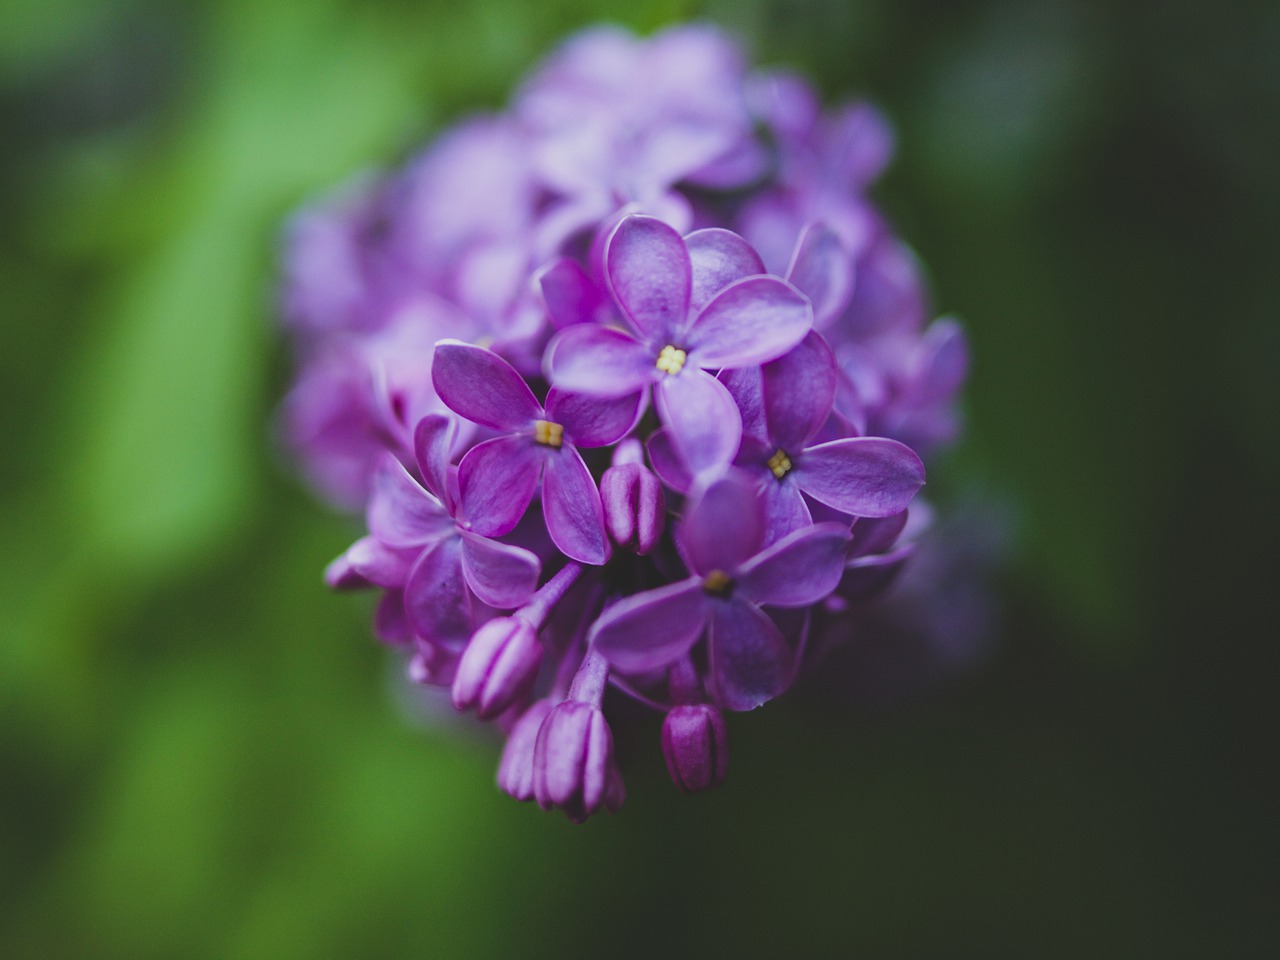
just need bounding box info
[3,0,1275,956]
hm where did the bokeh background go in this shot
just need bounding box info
[3,0,1276,956]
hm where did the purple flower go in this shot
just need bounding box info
[432,341,640,565]
[355,414,542,648]
[599,439,666,554]
[590,471,852,709]
[547,214,812,475]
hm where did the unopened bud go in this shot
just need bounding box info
[661,704,729,794]
[452,617,544,720]
[600,462,665,554]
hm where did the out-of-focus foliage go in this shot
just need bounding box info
[2,0,1275,957]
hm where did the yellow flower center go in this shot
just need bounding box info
[533,419,564,448]
[701,569,734,597]
[655,345,688,375]
[766,448,793,480]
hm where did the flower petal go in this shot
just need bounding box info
[589,580,710,674]
[654,370,742,478]
[403,536,474,647]
[785,222,854,327]
[737,522,851,607]
[547,386,643,448]
[325,536,416,590]
[762,331,838,452]
[459,530,542,609]
[544,324,653,398]
[432,339,542,431]
[366,454,453,547]
[718,366,768,441]
[758,476,813,546]
[413,413,457,508]
[849,510,909,558]
[709,598,794,711]
[541,446,610,565]
[686,275,812,369]
[644,427,693,495]
[458,436,541,536]
[686,227,766,314]
[679,469,763,576]
[536,256,602,329]
[796,437,925,518]
[604,214,691,342]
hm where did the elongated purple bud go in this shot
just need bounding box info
[532,700,621,823]
[452,617,544,720]
[600,462,665,554]
[498,698,555,802]
[661,704,729,794]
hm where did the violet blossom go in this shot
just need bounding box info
[279,23,977,822]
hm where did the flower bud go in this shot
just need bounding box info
[533,700,623,823]
[600,461,666,554]
[452,617,544,720]
[497,698,555,802]
[661,704,729,794]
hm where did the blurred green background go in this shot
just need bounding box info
[2,0,1276,956]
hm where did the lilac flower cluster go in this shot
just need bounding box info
[280,24,968,821]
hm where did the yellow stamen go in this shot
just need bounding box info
[655,344,688,375]
[702,569,734,597]
[766,448,793,480]
[533,419,564,448]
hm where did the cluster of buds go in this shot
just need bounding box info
[282,24,968,821]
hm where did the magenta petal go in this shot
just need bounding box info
[737,522,852,607]
[325,536,416,590]
[797,437,925,518]
[366,454,453,547]
[547,386,642,448]
[758,477,813,545]
[785,223,854,327]
[849,510,909,557]
[685,227,766,314]
[544,324,654,398]
[686,275,812,368]
[718,366,767,441]
[654,370,742,477]
[911,317,969,404]
[645,427,693,495]
[537,256,601,329]
[459,530,541,609]
[413,413,457,507]
[432,339,542,431]
[708,598,794,711]
[542,446,610,565]
[679,469,763,576]
[763,331,839,451]
[604,214,691,342]
[589,580,710,673]
[458,436,541,536]
[403,536,474,647]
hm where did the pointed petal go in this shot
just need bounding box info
[645,427,693,495]
[458,436,541,536]
[403,537,474,647]
[589,580,710,673]
[604,214,691,342]
[763,331,838,451]
[686,228,766,314]
[719,366,768,441]
[537,256,602,329]
[366,454,453,548]
[459,530,541,609]
[849,510,909,558]
[679,469,763,576]
[542,446,610,565]
[544,324,653,398]
[325,536,416,590]
[432,339,542,431]
[547,386,642,448]
[413,413,457,507]
[785,222,854,327]
[686,275,812,368]
[910,317,969,404]
[797,437,925,518]
[654,371,742,477]
[737,522,851,607]
[709,598,795,711]
[758,476,813,546]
